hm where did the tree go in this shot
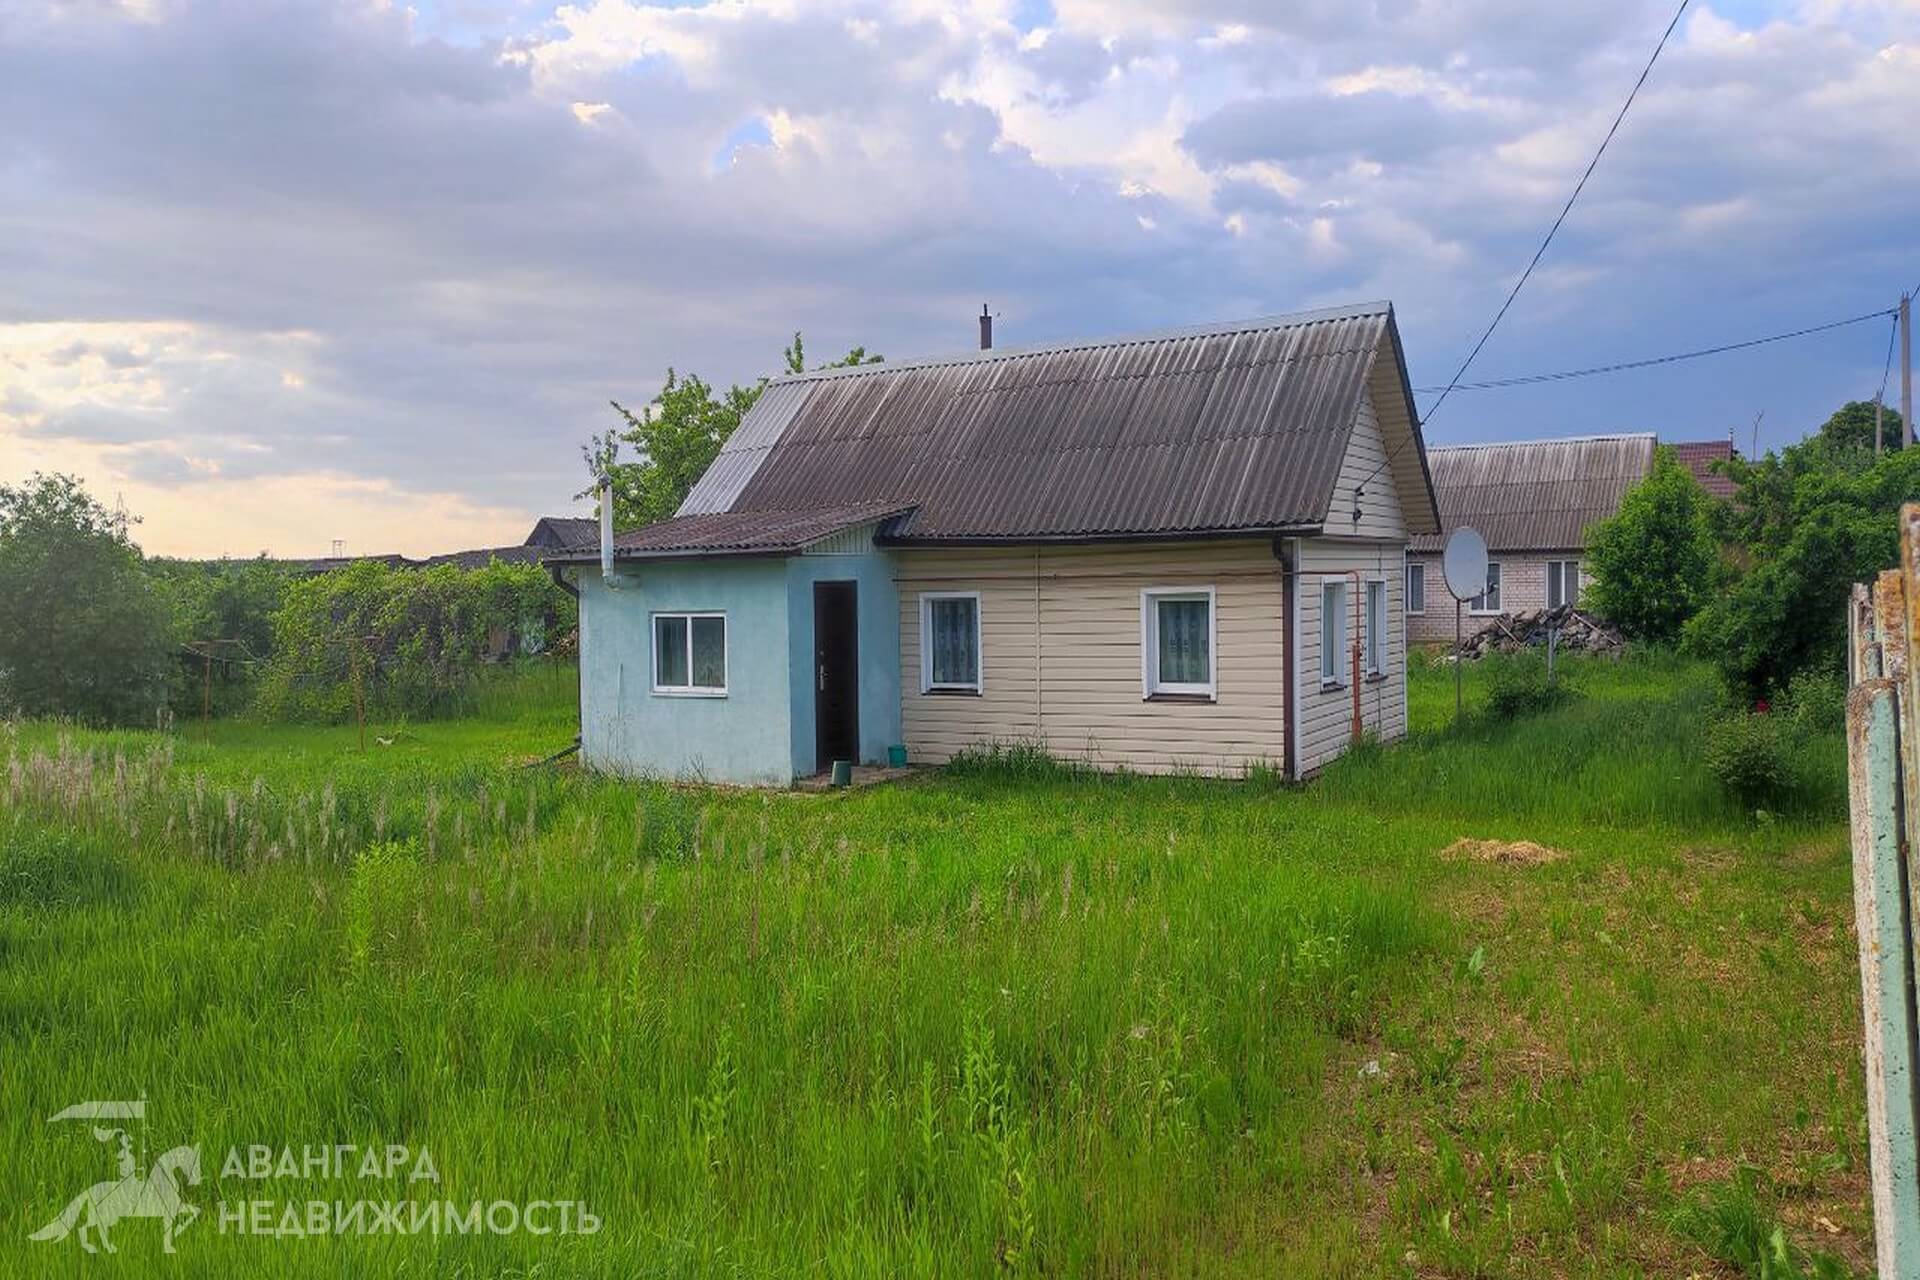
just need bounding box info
[1583,446,1718,644]
[1812,399,1904,456]
[1685,437,1920,695]
[0,473,175,724]
[582,331,881,530]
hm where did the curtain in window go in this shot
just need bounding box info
[656,616,689,686]
[1366,582,1384,673]
[691,616,726,688]
[929,598,978,685]
[1157,597,1210,685]
[1321,583,1345,681]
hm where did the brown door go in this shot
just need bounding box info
[813,581,859,772]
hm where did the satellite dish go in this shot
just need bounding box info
[1442,527,1489,601]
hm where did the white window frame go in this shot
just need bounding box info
[1320,579,1348,689]
[1364,578,1386,677]
[1405,562,1426,615]
[650,611,728,696]
[1139,586,1217,700]
[1547,559,1581,610]
[1469,561,1503,616]
[919,591,983,694]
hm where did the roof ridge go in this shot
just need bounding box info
[1428,432,1657,451]
[764,301,1395,387]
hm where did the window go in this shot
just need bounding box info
[1469,562,1502,615]
[1365,580,1385,677]
[1547,559,1581,610]
[1405,562,1426,615]
[652,612,727,695]
[1141,587,1215,698]
[1320,580,1348,687]
[920,592,981,692]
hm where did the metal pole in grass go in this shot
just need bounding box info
[1454,601,1462,724]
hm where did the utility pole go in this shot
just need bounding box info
[1903,292,1913,449]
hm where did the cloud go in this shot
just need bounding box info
[4,0,1919,554]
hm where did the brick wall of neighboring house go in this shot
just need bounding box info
[1405,552,1584,647]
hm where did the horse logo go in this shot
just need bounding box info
[28,1100,202,1254]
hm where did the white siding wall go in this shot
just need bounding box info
[1291,538,1407,775]
[897,541,1288,776]
[1326,389,1408,541]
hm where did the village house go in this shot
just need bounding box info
[1403,433,1737,646]
[552,303,1441,785]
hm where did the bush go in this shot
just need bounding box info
[1584,447,1719,643]
[1483,653,1574,722]
[1777,668,1846,736]
[256,559,568,723]
[1704,713,1794,810]
[0,473,175,725]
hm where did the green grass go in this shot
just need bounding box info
[0,656,1868,1276]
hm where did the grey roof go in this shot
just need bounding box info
[548,501,912,561]
[679,302,1437,542]
[1408,434,1657,553]
[419,545,549,571]
[526,516,599,550]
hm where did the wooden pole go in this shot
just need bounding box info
[1902,293,1912,449]
[1879,396,1886,457]
[351,635,366,752]
[1454,600,1463,725]
[201,648,212,726]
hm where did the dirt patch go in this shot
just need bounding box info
[1442,837,1568,867]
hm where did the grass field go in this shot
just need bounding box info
[0,655,1867,1277]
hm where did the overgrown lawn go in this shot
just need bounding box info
[0,656,1867,1276]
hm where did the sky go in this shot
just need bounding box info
[2,0,1915,559]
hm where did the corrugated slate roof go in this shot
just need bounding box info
[678,302,1436,542]
[1408,434,1656,553]
[1671,439,1738,500]
[549,501,913,561]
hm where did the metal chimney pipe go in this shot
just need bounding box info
[599,474,616,580]
[979,304,992,351]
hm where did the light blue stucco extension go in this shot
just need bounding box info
[575,542,901,785]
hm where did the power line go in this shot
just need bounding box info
[1347,0,1691,511]
[1421,0,1693,424]
[1410,306,1896,396]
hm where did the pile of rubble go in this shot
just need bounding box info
[1455,606,1626,659]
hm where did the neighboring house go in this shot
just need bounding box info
[525,516,600,553]
[550,302,1440,785]
[1673,438,1738,500]
[1404,434,1741,645]
[1405,434,1655,645]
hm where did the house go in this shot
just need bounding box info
[1404,434,1656,645]
[551,302,1440,785]
[525,516,600,553]
[1673,438,1738,500]
[1403,433,1743,645]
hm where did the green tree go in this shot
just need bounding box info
[1583,446,1719,644]
[582,331,880,530]
[1686,439,1920,695]
[0,473,175,724]
[1813,399,1904,456]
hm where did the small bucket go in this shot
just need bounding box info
[830,759,853,788]
[886,744,908,769]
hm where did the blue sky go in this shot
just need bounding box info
[1,0,1915,556]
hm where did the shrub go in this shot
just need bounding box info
[1584,446,1719,643]
[0,473,175,725]
[256,559,568,723]
[1483,654,1574,722]
[1777,668,1846,736]
[1704,713,1793,811]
